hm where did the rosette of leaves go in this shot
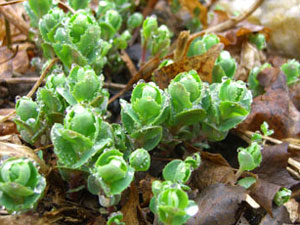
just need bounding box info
[0,158,46,213]
[88,149,134,197]
[40,10,111,73]
[187,34,220,57]
[150,181,198,225]
[15,97,46,145]
[57,66,109,114]
[51,105,110,168]
[201,78,252,141]
[141,16,172,59]
[167,70,206,129]
[238,141,262,172]
[120,82,169,150]
[36,72,68,124]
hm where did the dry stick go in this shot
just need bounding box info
[57,0,75,14]
[0,77,127,89]
[238,130,300,151]
[120,50,138,76]
[0,4,30,36]
[27,58,59,97]
[0,0,26,6]
[182,0,264,57]
[0,58,59,123]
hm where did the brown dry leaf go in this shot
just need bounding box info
[191,152,236,190]
[259,205,291,225]
[289,82,300,111]
[187,183,246,225]
[250,178,281,216]
[209,9,229,27]
[154,44,223,89]
[0,214,51,225]
[178,0,207,27]
[121,183,139,225]
[254,143,299,188]
[285,198,300,223]
[238,68,300,139]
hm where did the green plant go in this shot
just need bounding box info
[167,70,206,128]
[150,153,200,225]
[107,211,125,225]
[281,59,300,86]
[121,82,169,150]
[212,51,237,82]
[249,33,266,50]
[274,188,291,206]
[68,0,90,10]
[187,34,220,57]
[248,63,271,97]
[201,78,252,141]
[0,158,46,213]
[129,148,151,171]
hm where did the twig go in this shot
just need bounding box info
[0,45,18,65]
[237,130,300,151]
[57,0,75,14]
[0,0,26,6]
[0,58,59,124]
[4,18,12,49]
[0,77,126,89]
[27,58,59,97]
[182,0,264,57]
[34,144,54,152]
[120,50,137,76]
[0,5,30,36]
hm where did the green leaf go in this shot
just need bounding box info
[163,160,191,183]
[68,0,90,10]
[28,0,52,18]
[131,126,162,151]
[237,177,256,189]
[129,148,151,171]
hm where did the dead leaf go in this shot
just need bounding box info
[249,178,281,216]
[154,44,223,89]
[284,198,300,223]
[191,152,236,190]
[254,143,299,188]
[238,68,300,139]
[121,183,139,225]
[187,183,246,225]
[259,205,291,225]
[178,0,207,27]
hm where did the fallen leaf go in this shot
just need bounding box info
[191,152,236,190]
[249,178,281,216]
[154,44,223,89]
[187,183,246,225]
[259,205,291,225]
[254,143,299,188]
[238,68,300,139]
[178,0,207,27]
[284,198,300,223]
[121,183,139,225]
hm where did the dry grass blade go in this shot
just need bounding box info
[0,141,49,174]
[0,0,26,6]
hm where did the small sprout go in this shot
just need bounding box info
[159,59,174,69]
[248,63,271,97]
[127,12,143,30]
[237,177,256,189]
[168,70,206,127]
[260,121,274,137]
[129,148,151,171]
[187,34,219,57]
[15,97,38,122]
[0,158,46,213]
[249,33,266,50]
[94,149,134,196]
[141,16,158,42]
[238,142,262,172]
[121,82,169,150]
[212,50,237,82]
[273,188,291,206]
[150,181,198,225]
[184,153,201,169]
[68,0,90,10]
[281,59,300,86]
[107,211,125,225]
[251,132,262,143]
